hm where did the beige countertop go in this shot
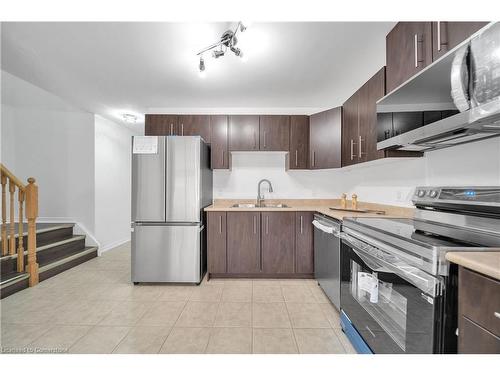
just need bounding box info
[446,252,500,281]
[204,199,414,221]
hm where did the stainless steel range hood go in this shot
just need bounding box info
[377,22,500,152]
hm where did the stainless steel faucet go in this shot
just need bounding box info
[257,179,273,207]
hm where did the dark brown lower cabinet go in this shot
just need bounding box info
[295,212,314,274]
[226,212,260,274]
[458,266,500,353]
[261,212,295,274]
[207,212,227,274]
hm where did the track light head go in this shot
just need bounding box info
[212,49,225,59]
[230,46,242,57]
[239,22,247,32]
[199,56,205,72]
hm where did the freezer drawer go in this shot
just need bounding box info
[132,224,203,283]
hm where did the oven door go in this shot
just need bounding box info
[340,233,443,354]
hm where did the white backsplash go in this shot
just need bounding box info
[213,137,500,206]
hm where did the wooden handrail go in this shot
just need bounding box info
[0,164,38,287]
[0,164,25,191]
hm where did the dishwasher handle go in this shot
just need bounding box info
[312,220,340,236]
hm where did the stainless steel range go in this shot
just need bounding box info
[339,186,500,354]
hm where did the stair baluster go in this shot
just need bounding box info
[1,174,7,256]
[17,190,25,272]
[9,180,16,256]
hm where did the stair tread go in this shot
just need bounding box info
[0,270,27,283]
[1,234,86,261]
[38,243,91,266]
[0,223,74,240]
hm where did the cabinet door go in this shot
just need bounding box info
[207,212,227,274]
[227,212,260,274]
[432,22,488,61]
[310,107,342,169]
[289,115,309,169]
[295,212,314,274]
[178,115,211,142]
[229,115,260,151]
[145,114,178,136]
[259,115,290,151]
[386,22,432,93]
[261,212,295,274]
[359,67,386,163]
[341,92,359,167]
[459,316,500,354]
[210,115,229,169]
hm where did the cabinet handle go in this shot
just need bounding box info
[437,21,442,52]
[414,34,419,68]
[266,216,269,234]
[253,216,256,234]
[300,215,303,234]
[181,123,184,136]
[312,151,316,167]
[350,139,355,160]
[358,135,365,158]
[495,312,500,319]
[263,131,266,148]
[221,150,225,166]
[170,123,174,135]
[253,132,257,150]
[295,150,298,166]
[219,215,222,233]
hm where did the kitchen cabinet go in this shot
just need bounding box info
[229,115,260,151]
[295,212,314,274]
[261,212,295,274]
[341,91,359,167]
[178,115,211,142]
[432,22,488,61]
[309,107,342,169]
[458,266,500,353]
[226,212,261,274]
[289,115,309,169]
[259,115,290,151]
[207,212,227,274]
[386,22,432,93]
[145,114,179,136]
[210,115,229,169]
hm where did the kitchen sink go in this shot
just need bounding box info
[231,203,290,208]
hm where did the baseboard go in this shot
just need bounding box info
[99,238,130,255]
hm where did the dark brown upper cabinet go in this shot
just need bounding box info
[229,115,260,151]
[210,115,229,169]
[145,114,179,136]
[309,107,342,169]
[226,211,261,274]
[259,115,290,151]
[386,22,432,94]
[261,212,295,274]
[178,115,211,143]
[295,211,314,274]
[432,22,488,61]
[207,212,227,275]
[341,91,359,167]
[289,115,309,169]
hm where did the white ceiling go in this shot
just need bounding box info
[1,22,395,124]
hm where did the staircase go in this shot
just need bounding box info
[1,163,98,299]
[0,223,98,298]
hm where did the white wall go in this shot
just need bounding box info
[214,137,500,206]
[1,71,96,231]
[94,115,137,252]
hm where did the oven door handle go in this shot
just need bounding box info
[341,233,442,297]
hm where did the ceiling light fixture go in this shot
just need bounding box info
[122,113,138,123]
[196,21,248,74]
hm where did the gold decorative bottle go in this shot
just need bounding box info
[340,193,347,209]
[352,194,358,210]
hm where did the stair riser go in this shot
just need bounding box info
[0,249,98,299]
[0,238,85,276]
[0,227,74,251]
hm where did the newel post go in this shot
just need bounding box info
[25,177,39,286]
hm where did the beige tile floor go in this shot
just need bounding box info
[0,242,356,354]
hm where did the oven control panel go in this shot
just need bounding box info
[413,186,500,206]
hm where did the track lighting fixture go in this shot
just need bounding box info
[197,21,248,74]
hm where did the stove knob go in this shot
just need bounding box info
[429,190,438,198]
[417,190,426,197]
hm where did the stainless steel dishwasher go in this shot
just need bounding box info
[313,213,341,310]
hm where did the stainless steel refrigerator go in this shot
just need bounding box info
[131,136,212,284]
